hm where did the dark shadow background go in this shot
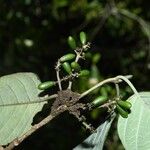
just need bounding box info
[0,0,149,149]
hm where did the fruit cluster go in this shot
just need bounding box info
[38,31,132,119]
[38,31,90,90]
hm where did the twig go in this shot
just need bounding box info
[79,75,133,99]
[99,100,116,109]
[58,73,78,83]
[68,44,90,90]
[116,75,138,95]
[115,83,120,98]
[4,105,68,150]
[82,122,94,132]
[80,77,119,99]
[68,53,80,89]
[55,60,62,90]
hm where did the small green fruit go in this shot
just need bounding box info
[117,100,132,110]
[92,53,101,64]
[38,81,56,90]
[79,70,90,77]
[116,104,128,118]
[84,52,92,59]
[67,36,76,49]
[62,62,72,74]
[79,31,87,45]
[100,87,108,98]
[71,62,81,71]
[60,53,75,63]
[91,96,107,107]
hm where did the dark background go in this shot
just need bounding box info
[0,0,149,149]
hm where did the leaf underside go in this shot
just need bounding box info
[0,73,46,145]
[74,114,115,150]
[118,92,150,150]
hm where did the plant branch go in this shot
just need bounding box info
[68,50,81,89]
[4,105,68,150]
[99,100,116,109]
[115,83,120,98]
[68,44,90,90]
[80,75,133,99]
[80,77,119,99]
[55,60,62,90]
[59,74,74,82]
[116,75,139,95]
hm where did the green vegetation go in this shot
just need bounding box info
[0,0,149,150]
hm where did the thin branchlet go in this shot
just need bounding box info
[55,60,62,90]
[68,43,91,89]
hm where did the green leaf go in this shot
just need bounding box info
[0,73,46,145]
[118,92,150,150]
[74,114,115,150]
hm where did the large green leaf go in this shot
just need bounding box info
[0,73,46,145]
[118,92,150,150]
[74,114,115,150]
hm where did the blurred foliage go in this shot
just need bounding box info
[0,0,149,150]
